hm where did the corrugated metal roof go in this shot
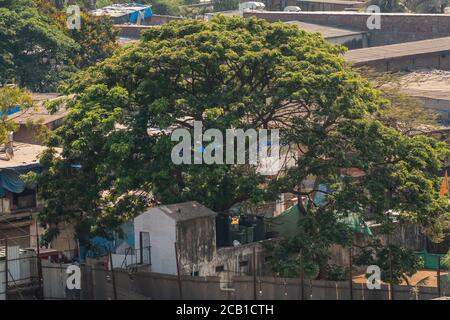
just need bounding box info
[285,21,366,38]
[345,36,450,64]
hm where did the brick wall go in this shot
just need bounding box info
[244,11,450,46]
[148,14,183,25]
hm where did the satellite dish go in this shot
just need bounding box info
[233,240,241,247]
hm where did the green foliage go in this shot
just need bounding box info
[369,0,449,13]
[148,0,182,16]
[0,0,78,91]
[213,0,239,11]
[268,208,353,278]
[355,241,424,284]
[69,12,119,69]
[326,264,351,281]
[37,14,450,275]
[35,1,119,70]
[0,86,33,144]
[0,1,118,91]
[358,68,439,133]
[95,0,183,15]
[368,0,406,12]
[405,0,449,13]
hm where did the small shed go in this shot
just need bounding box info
[134,201,217,276]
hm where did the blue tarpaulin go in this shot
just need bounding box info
[79,222,135,261]
[128,5,153,23]
[0,105,21,116]
[0,169,25,197]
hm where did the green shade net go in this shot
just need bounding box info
[269,204,373,238]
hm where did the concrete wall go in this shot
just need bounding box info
[177,216,216,276]
[329,33,368,49]
[264,0,364,12]
[149,14,183,25]
[115,15,183,39]
[82,268,441,300]
[416,96,450,122]
[329,223,427,267]
[244,11,450,46]
[134,209,177,275]
[297,1,365,12]
[116,25,153,39]
[354,52,450,72]
[212,241,269,283]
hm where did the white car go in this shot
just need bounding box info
[284,6,302,12]
[239,2,266,11]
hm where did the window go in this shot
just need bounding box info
[239,260,248,267]
[139,232,151,264]
[215,265,224,272]
[11,188,36,211]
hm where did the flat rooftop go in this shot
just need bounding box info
[0,142,47,169]
[7,93,68,125]
[91,4,151,18]
[285,21,366,38]
[344,36,450,65]
[251,10,450,17]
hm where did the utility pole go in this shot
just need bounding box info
[35,220,43,299]
[300,249,304,300]
[437,256,441,297]
[174,242,183,300]
[349,246,353,300]
[108,248,117,300]
[4,237,8,299]
[253,246,257,300]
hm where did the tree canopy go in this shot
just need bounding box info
[369,0,449,13]
[0,0,118,92]
[36,16,450,281]
[0,0,77,91]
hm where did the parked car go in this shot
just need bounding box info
[284,6,302,12]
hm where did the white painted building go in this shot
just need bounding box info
[134,201,217,275]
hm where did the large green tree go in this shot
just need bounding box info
[0,0,77,91]
[36,16,449,280]
[35,0,119,70]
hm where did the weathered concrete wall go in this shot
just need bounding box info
[177,216,217,276]
[149,14,183,25]
[329,223,427,267]
[115,15,183,39]
[211,241,270,283]
[354,52,450,72]
[86,268,440,300]
[264,0,364,12]
[116,25,153,39]
[419,96,450,121]
[245,11,450,46]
